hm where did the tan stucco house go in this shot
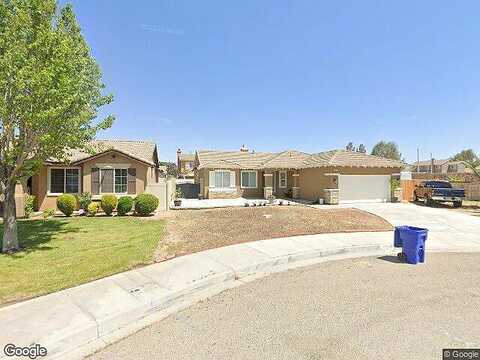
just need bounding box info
[194,146,403,203]
[27,140,162,211]
[176,149,195,179]
[411,159,473,174]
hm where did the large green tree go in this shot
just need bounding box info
[159,161,178,178]
[0,0,113,252]
[371,141,402,161]
[357,144,366,153]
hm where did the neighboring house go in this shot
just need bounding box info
[0,183,27,218]
[411,159,472,174]
[28,140,162,211]
[194,146,403,203]
[176,149,195,179]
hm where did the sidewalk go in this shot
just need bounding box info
[2,229,480,360]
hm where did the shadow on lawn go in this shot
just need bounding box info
[0,219,80,258]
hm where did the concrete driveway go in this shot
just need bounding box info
[350,202,480,250]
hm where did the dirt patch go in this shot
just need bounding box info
[155,206,392,261]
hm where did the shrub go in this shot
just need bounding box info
[78,192,92,212]
[42,208,55,219]
[87,202,99,217]
[117,196,133,216]
[134,193,159,216]
[24,195,36,218]
[101,194,118,216]
[57,194,77,216]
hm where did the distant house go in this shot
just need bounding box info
[11,140,162,212]
[176,149,195,179]
[193,145,403,203]
[411,159,472,174]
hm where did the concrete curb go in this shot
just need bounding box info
[61,243,393,360]
[2,229,479,360]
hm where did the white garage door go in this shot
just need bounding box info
[338,175,391,203]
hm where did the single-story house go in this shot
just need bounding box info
[410,159,473,174]
[176,148,195,179]
[26,140,162,211]
[194,147,404,203]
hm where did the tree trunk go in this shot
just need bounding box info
[2,185,18,253]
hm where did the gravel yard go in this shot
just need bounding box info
[155,206,392,260]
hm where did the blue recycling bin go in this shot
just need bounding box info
[393,226,428,264]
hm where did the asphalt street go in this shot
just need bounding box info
[89,252,480,360]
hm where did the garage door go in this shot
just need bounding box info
[338,175,391,203]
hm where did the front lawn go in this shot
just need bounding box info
[156,206,392,260]
[0,217,165,305]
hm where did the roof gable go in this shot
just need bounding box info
[47,140,158,166]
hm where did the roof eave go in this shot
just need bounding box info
[71,149,156,167]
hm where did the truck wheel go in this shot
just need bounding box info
[453,201,463,208]
[425,198,434,206]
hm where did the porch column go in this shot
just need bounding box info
[263,170,273,199]
[292,171,300,199]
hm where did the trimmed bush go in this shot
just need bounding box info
[87,202,99,217]
[24,195,36,218]
[134,193,159,216]
[78,192,92,212]
[101,194,118,216]
[42,208,55,219]
[57,194,77,217]
[117,196,133,216]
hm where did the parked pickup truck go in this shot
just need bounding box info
[414,180,465,207]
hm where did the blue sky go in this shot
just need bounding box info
[64,0,480,162]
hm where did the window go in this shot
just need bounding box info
[214,171,231,188]
[447,164,458,173]
[98,168,129,194]
[100,169,114,193]
[241,171,257,188]
[279,171,287,188]
[114,169,128,193]
[65,169,79,193]
[49,168,80,194]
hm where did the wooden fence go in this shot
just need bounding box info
[401,180,480,202]
[401,179,422,202]
[452,182,480,201]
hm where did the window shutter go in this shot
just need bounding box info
[209,171,215,188]
[91,168,100,195]
[230,171,236,188]
[128,168,136,194]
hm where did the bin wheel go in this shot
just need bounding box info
[397,252,406,262]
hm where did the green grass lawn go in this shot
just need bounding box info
[0,217,165,305]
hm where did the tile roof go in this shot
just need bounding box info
[196,149,404,170]
[48,140,158,166]
[196,150,274,169]
[411,159,449,166]
[307,150,404,168]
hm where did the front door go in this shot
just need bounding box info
[272,170,277,194]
